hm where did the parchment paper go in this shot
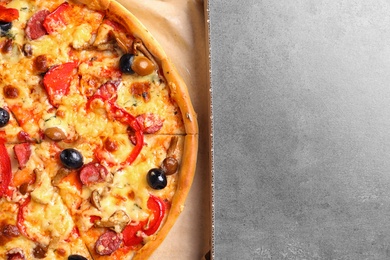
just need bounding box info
[115,1,212,259]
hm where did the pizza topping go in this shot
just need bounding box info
[104,138,118,152]
[6,248,25,260]
[25,9,50,40]
[1,38,13,53]
[122,195,166,246]
[13,143,31,169]
[135,113,164,134]
[147,168,167,190]
[143,195,166,236]
[0,21,12,35]
[44,127,66,141]
[33,244,47,259]
[131,56,155,76]
[51,167,71,186]
[2,224,20,238]
[42,2,71,35]
[0,5,19,22]
[68,255,88,260]
[119,53,155,76]
[90,189,101,209]
[0,141,12,197]
[3,85,19,99]
[0,108,10,128]
[131,82,151,102]
[119,53,135,74]
[60,148,84,169]
[22,43,32,57]
[94,230,122,256]
[43,61,78,107]
[30,169,54,204]
[34,55,49,73]
[79,162,108,186]
[122,222,143,247]
[94,210,129,233]
[161,157,178,175]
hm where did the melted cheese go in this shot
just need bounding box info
[0,0,188,258]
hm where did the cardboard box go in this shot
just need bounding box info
[117,0,214,259]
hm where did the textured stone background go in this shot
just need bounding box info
[210,0,390,259]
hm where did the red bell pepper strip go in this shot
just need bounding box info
[122,195,166,246]
[42,2,71,34]
[0,6,19,22]
[143,195,166,236]
[86,95,144,166]
[17,196,31,239]
[43,61,78,107]
[122,221,144,247]
[0,141,12,198]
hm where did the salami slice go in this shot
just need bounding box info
[94,231,122,256]
[79,162,108,186]
[13,143,31,169]
[136,113,163,134]
[25,9,50,40]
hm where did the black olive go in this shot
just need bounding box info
[0,21,12,35]
[119,53,135,74]
[68,255,88,260]
[60,148,84,169]
[0,108,10,127]
[147,168,167,190]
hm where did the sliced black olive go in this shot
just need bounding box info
[0,21,12,36]
[0,107,10,127]
[147,168,167,190]
[68,255,88,260]
[60,148,84,169]
[119,53,135,74]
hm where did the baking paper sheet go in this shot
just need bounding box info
[116,0,212,259]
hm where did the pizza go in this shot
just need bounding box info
[0,0,198,259]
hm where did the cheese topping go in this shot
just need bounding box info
[0,0,190,259]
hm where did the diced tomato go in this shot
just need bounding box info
[0,6,19,22]
[43,61,78,107]
[13,143,31,169]
[42,2,71,34]
[0,141,12,198]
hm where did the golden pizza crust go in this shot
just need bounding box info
[77,0,199,258]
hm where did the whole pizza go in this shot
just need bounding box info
[0,0,198,259]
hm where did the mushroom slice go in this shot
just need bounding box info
[133,39,159,72]
[166,136,179,157]
[90,190,101,210]
[51,168,72,187]
[94,210,130,233]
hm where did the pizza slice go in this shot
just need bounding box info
[40,134,186,259]
[0,142,92,259]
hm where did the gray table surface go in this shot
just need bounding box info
[210,0,390,259]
